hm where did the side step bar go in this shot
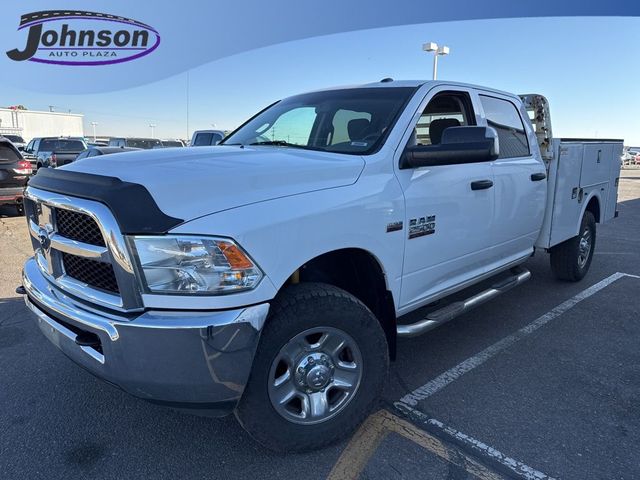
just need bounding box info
[397,267,531,338]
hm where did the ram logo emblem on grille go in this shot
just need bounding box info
[37,226,52,253]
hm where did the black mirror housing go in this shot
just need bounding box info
[401,126,499,169]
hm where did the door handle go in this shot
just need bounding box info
[470,179,493,190]
[530,172,547,181]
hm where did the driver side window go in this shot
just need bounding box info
[410,91,475,147]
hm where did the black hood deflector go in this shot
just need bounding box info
[28,169,183,234]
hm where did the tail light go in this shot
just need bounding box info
[13,160,32,175]
[50,153,57,167]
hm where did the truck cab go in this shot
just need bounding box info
[190,129,225,146]
[19,80,621,452]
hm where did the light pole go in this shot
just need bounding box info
[149,123,156,138]
[422,42,450,80]
[90,122,98,142]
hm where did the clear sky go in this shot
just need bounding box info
[3,16,639,145]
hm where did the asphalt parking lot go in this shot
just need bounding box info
[1,169,639,480]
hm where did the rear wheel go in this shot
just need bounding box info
[235,283,389,452]
[550,210,596,282]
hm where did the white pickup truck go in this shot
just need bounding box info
[19,80,622,451]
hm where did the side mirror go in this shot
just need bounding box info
[401,126,499,169]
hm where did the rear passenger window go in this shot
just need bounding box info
[480,95,529,158]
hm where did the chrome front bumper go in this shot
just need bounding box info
[22,257,269,413]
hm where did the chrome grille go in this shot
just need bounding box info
[62,253,119,293]
[24,187,142,311]
[55,208,105,246]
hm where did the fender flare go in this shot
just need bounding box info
[576,191,601,235]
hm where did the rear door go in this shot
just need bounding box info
[394,86,496,311]
[478,94,546,262]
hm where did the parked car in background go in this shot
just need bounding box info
[23,137,87,170]
[75,146,139,161]
[190,129,225,146]
[160,139,185,148]
[623,150,639,165]
[0,137,31,214]
[108,137,163,149]
[86,140,109,147]
[621,150,636,165]
[2,134,27,151]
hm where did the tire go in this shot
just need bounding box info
[550,210,596,282]
[235,282,389,452]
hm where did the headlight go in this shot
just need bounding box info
[129,235,263,295]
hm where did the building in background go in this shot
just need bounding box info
[0,107,84,142]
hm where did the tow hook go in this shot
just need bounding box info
[15,285,26,295]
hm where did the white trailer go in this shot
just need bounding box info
[0,108,84,142]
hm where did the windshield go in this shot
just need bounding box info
[4,135,25,143]
[40,139,86,152]
[222,87,418,155]
[127,138,162,149]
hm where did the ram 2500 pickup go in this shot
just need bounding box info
[18,80,622,451]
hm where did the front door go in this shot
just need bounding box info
[395,87,496,312]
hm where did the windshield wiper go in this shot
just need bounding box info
[249,140,322,151]
[250,140,297,147]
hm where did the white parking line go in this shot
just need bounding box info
[396,272,633,407]
[391,272,639,480]
[396,406,555,480]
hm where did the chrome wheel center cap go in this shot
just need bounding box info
[295,352,335,391]
[306,365,331,389]
[580,238,588,251]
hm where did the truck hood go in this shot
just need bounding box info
[64,146,365,221]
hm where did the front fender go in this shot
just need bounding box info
[171,175,405,311]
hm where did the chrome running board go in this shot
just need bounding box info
[396,267,531,338]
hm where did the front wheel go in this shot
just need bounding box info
[235,283,389,452]
[550,210,596,282]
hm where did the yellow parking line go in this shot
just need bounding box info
[327,409,504,480]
